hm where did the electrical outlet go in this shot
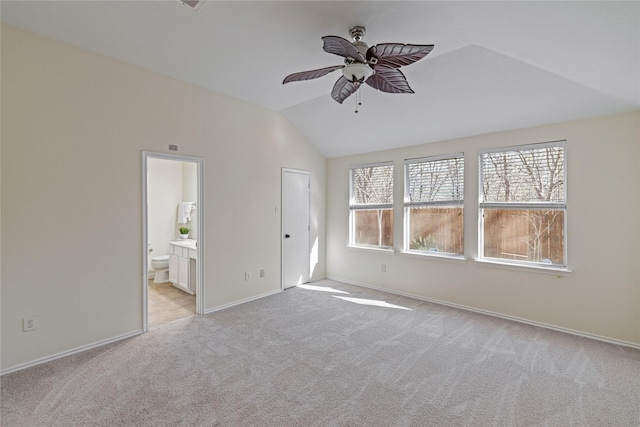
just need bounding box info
[381,264,387,273]
[245,272,251,281]
[260,269,265,278]
[23,316,37,332]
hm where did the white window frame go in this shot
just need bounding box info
[478,140,568,271]
[403,153,465,259]
[349,161,394,250]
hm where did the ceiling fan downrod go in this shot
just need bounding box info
[349,26,369,57]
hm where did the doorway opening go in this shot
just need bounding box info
[142,151,205,331]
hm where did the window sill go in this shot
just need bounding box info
[475,258,572,276]
[347,245,396,255]
[401,251,467,263]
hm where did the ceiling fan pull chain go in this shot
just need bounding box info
[355,89,362,114]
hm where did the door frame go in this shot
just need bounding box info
[142,151,205,332]
[281,168,311,290]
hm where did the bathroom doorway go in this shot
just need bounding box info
[142,151,205,331]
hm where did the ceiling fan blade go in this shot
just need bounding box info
[367,44,434,68]
[365,67,414,94]
[331,76,360,104]
[283,65,344,84]
[322,36,365,63]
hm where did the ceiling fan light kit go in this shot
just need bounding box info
[342,63,374,83]
[283,26,434,107]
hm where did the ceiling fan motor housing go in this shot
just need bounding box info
[353,40,369,56]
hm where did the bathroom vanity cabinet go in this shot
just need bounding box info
[168,240,197,294]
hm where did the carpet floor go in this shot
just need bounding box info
[2,280,639,426]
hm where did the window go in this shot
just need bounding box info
[404,154,464,256]
[349,162,394,248]
[479,141,566,268]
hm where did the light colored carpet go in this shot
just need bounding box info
[2,280,639,426]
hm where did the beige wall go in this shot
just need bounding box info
[327,111,640,346]
[1,25,326,371]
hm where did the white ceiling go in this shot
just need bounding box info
[2,1,639,158]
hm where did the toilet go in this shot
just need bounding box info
[151,255,170,283]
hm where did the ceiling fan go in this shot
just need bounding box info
[283,26,434,105]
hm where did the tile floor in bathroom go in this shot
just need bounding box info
[148,279,196,327]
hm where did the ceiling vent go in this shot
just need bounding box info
[179,0,203,10]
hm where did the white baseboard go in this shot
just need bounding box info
[326,276,640,350]
[202,277,327,315]
[8,275,633,375]
[3,286,287,375]
[203,289,282,315]
[1,330,143,376]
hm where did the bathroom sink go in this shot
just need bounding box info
[169,239,197,250]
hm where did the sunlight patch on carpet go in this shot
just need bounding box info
[333,296,412,310]
[297,284,349,294]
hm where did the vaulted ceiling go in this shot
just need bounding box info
[2,1,639,158]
